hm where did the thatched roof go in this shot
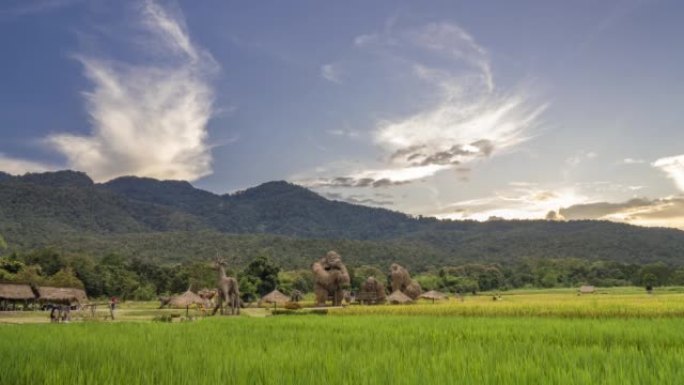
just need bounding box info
[420,290,447,300]
[169,289,205,308]
[579,285,596,294]
[387,290,413,304]
[0,283,36,300]
[260,289,289,305]
[36,286,88,303]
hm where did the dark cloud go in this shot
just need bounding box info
[389,140,496,168]
[390,145,426,162]
[559,198,652,220]
[323,193,394,206]
[312,176,410,188]
[559,197,684,222]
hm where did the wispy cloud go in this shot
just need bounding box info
[653,154,684,191]
[38,0,217,182]
[436,186,586,221]
[560,196,684,229]
[565,151,597,167]
[320,63,342,84]
[0,1,218,182]
[304,21,544,189]
[623,157,645,165]
[326,129,360,139]
[0,0,81,19]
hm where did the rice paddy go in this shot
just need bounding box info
[1,289,684,384]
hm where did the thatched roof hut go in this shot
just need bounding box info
[36,286,88,304]
[387,290,413,304]
[260,289,290,307]
[420,290,447,302]
[0,283,36,301]
[578,285,596,294]
[169,289,205,308]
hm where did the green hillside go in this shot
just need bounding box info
[1,170,683,268]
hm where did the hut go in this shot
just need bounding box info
[198,288,217,309]
[420,290,447,303]
[260,289,290,309]
[36,286,88,306]
[387,290,413,305]
[0,283,36,310]
[168,289,205,317]
[578,285,596,294]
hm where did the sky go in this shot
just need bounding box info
[1,0,684,229]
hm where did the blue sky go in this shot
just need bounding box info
[2,0,684,228]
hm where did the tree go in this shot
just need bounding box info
[130,283,157,300]
[21,248,67,276]
[642,273,657,289]
[238,275,259,303]
[47,267,84,288]
[351,265,385,290]
[639,263,671,286]
[0,233,7,254]
[414,273,440,291]
[0,256,24,274]
[67,254,102,296]
[242,256,280,296]
[14,265,45,285]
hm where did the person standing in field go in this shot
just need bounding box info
[109,297,118,320]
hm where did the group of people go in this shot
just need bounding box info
[48,304,71,323]
[47,296,118,323]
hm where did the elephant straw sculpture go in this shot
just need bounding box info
[212,258,240,316]
[311,251,350,307]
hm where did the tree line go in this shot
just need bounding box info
[2,248,683,301]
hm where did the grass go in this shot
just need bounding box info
[2,288,684,384]
[334,291,684,318]
[1,315,684,385]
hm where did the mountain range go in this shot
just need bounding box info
[1,170,683,269]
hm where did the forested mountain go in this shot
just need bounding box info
[1,170,684,269]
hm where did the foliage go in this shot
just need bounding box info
[237,275,259,303]
[4,171,684,271]
[335,290,684,318]
[241,256,280,296]
[350,265,385,290]
[2,316,684,384]
[45,267,84,288]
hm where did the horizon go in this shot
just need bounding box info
[4,167,684,232]
[2,1,684,229]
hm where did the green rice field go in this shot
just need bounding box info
[1,290,684,385]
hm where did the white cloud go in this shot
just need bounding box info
[408,22,493,91]
[41,0,217,182]
[320,63,342,84]
[560,196,684,229]
[0,153,56,175]
[306,22,544,189]
[436,187,587,221]
[0,0,81,18]
[565,151,597,167]
[623,157,645,165]
[653,155,684,191]
[326,129,359,138]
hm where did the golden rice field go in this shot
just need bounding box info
[335,289,684,318]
